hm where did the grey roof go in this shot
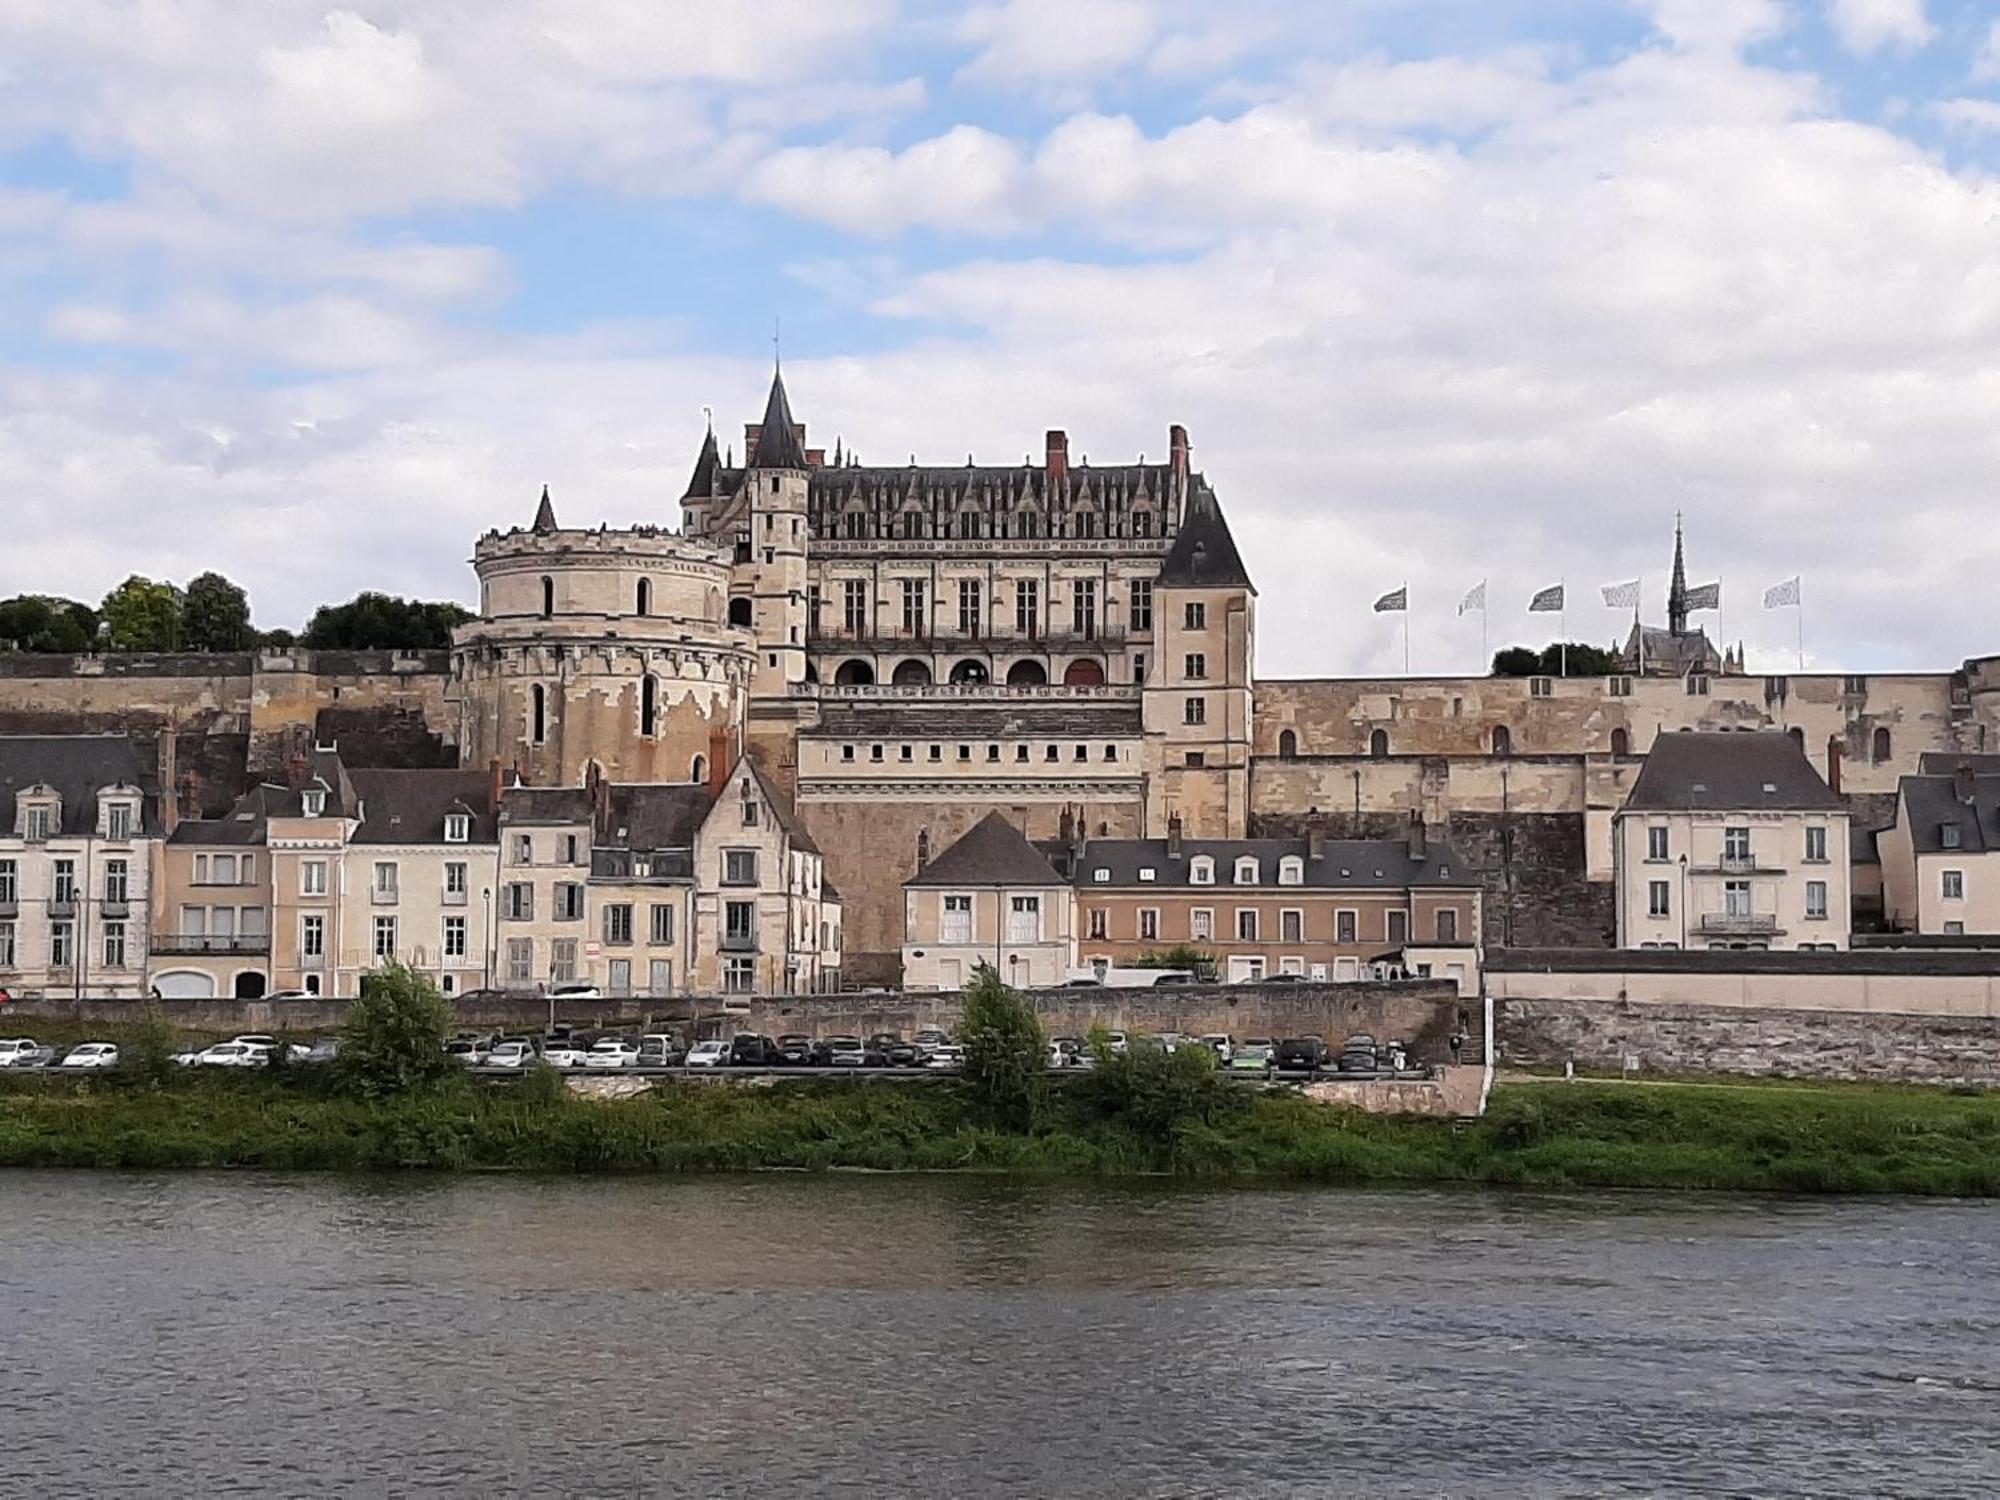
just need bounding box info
[1158,482,1253,591]
[0,735,160,837]
[1069,836,1478,890]
[750,368,810,471]
[1621,622,1723,674]
[683,426,723,499]
[532,484,558,535]
[906,811,1066,888]
[500,786,593,826]
[1897,773,2000,856]
[810,702,1143,739]
[349,769,500,845]
[170,784,281,846]
[1622,731,1844,813]
[1917,753,2000,776]
[601,783,710,852]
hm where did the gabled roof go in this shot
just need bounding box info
[601,783,711,851]
[171,784,280,846]
[749,367,809,471]
[906,811,1066,888]
[714,755,820,855]
[1897,772,2000,856]
[348,769,500,845]
[0,735,159,838]
[1158,480,1253,591]
[1621,731,1844,813]
[532,484,558,535]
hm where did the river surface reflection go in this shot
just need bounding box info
[2,1174,1998,1496]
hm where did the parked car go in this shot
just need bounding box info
[194,1042,267,1068]
[775,1034,816,1067]
[267,989,315,1002]
[1275,1036,1330,1072]
[1102,1030,1129,1055]
[685,1039,728,1068]
[860,1035,897,1068]
[1262,973,1311,985]
[57,1043,119,1069]
[549,983,603,1001]
[885,1036,927,1067]
[1229,1042,1275,1074]
[913,1027,952,1053]
[825,1036,865,1067]
[484,1040,538,1069]
[1201,1034,1235,1063]
[584,1039,641,1070]
[925,1045,965,1071]
[445,1038,489,1066]
[1049,1036,1085,1068]
[727,1034,778,1067]
[8,1044,58,1069]
[0,1038,43,1068]
[1336,1035,1380,1073]
[540,1039,589,1069]
[302,1038,342,1065]
[636,1034,685,1067]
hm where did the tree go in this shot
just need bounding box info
[1491,646,1542,676]
[100,576,184,651]
[1492,642,1623,677]
[181,572,254,651]
[258,628,297,649]
[337,962,456,1098]
[957,963,1046,1131]
[0,595,98,652]
[1079,1038,1241,1137]
[302,592,473,650]
[1131,945,1217,978]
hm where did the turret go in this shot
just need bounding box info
[737,365,812,697]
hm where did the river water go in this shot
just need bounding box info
[3,1175,1998,1497]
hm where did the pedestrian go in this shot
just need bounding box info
[1449,1030,1464,1064]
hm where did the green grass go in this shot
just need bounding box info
[2,1073,1998,1193]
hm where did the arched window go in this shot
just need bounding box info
[1492,725,1512,757]
[636,578,651,617]
[892,660,932,686]
[640,675,658,737]
[1610,727,1630,757]
[1278,729,1298,760]
[834,659,874,686]
[690,754,707,785]
[728,597,753,629]
[540,576,554,619]
[1006,660,1048,687]
[1872,726,1891,762]
[949,659,988,685]
[531,683,547,743]
[1370,728,1389,759]
[1062,658,1104,686]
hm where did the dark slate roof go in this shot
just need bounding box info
[906,811,1066,888]
[1621,623,1723,674]
[600,783,710,852]
[1070,837,1478,890]
[349,769,500,845]
[683,426,722,500]
[1898,773,2000,856]
[170,784,282,846]
[750,368,810,471]
[811,702,1143,739]
[1917,753,2000,776]
[1622,731,1843,813]
[0,735,160,837]
[532,484,558,535]
[500,786,593,826]
[1158,481,1253,591]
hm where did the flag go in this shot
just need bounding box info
[1600,580,1640,610]
[1763,577,1800,609]
[1685,581,1721,612]
[1529,584,1565,613]
[1373,586,1407,613]
[1458,580,1486,615]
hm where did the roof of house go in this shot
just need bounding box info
[1917,753,2000,776]
[600,783,711,851]
[1157,482,1253,591]
[1068,836,1479,890]
[0,735,160,838]
[170,783,282,846]
[349,769,500,845]
[1898,772,2000,856]
[499,786,594,826]
[727,756,820,856]
[906,811,1067,888]
[750,367,810,471]
[1621,731,1844,813]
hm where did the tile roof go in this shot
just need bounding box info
[601,783,711,851]
[1621,731,1844,813]
[499,786,594,826]
[751,368,810,471]
[1897,772,2000,856]
[0,735,160,838]
[1068,836,1478,890]
[906,811,1066,888]
[1158,481,1253,591]
[349,768,500,845]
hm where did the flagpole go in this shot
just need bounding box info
[1403,580,1411,675]
[1634,598,1643,676]
[1560,579,1567,677]
[1797,580,1804,672]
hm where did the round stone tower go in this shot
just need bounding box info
[455,487,757,786]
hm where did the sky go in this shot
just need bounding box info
[1,0,1997,678]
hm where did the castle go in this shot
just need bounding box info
[6,366,2000,982]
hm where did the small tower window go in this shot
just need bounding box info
[540,576,554,619]
[729,597,754,629]
[641,675,658,737]
[1370,728,1389,759]
[1492,725,1512,757]
[637,579,651,616]
[690,754,707,785]
[531,684,547,744]
[1278,729,1298,760]
[1611,728,1630,756]
[1872,726,1891,762]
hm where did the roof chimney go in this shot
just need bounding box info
[1407,811,1429,862]
[707,726,732,801]
[916,827,931,872]
[1045,429,1069,484]
[1169,424,1189,488]
[1058,805,1074,844]
[155,732,179,835]
[488,758,504,819]
[1307,819,1325,862]
[1826,737,1843,796]
[1166,811,1183,860]
[287,753,309,791]
[1956,760,1976,805]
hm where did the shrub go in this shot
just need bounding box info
[958,964,1046,1131]
[1079,1040,1243,1137]
[337,963,455,1099]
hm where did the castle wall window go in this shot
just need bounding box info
[902,511,924,540]
[843,580,868,632]
[1278,729,1297,759]
[1873,727,1892,762]
[1129,580,1153,632]
[901,579,927,636]
[1072,579,1097,640]
[531,684,547,744]
[1370,728,1389,759]
[636,579,651,617]
[641,675,658,737]
[728,596,753,629]
[844,511,865,540]
[1491,725,1512,757]
[1133,510,1152,539]
[1015,580,1040,639]
[691,754,707,784]
[1611,728,1630,756]
[540,577,554,619]
[957,580,982,635]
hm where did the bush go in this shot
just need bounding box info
[337,963,456,1099]
[1079,1040,1243,1137]
[116,1004,183,1090]
[958,964,1046,1131]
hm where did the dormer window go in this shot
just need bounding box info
[1138,867,1156,882]
[444,813,471,844]
[302,789,325,817]
[1190,856,1214,885]
[1942,824,1962,850]
[1093,868,1110,882]
[1233,856,1259,885]
[20,791,57,842]
[103,799,136,842]
[1278,856,1303,886]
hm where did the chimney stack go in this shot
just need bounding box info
[1956,760,1976,805]
[1058,805,1074,844]
[1166,811,1184,860]
[1826,737,1843,796]
[707,726,732,800]
[155,732,179,835]
[177,771,200,824]
[488,758,504,819]
[1169,424,1189,488]
[915,827,931,872]
[1045,429,1069,485]
[287,752,309,791]
[1407,810,1429,862]
[1307,819,1326,862]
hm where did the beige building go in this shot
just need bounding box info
[0,736,160,1000]
[1878,756,2000,935]
[902,812,1077,991]
[690,757,840,994]
[1614,732,1849,951]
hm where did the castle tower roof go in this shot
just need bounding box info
[749,365,809,471]
[1668,512,1688,637]
[531,484,558,536]
[1158,481,1254,591]
[682,424,722,500]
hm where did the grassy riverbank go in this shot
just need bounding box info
[2,1073,1998,1194]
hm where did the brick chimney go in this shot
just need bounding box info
[155,732,179,835]
[1169,424,1189,485]
[1166,811,1183,860]
[915,827,931,872]
[1826,737,1843,796]
[488,758,504,818]
[1058,805,1074,844]
[1956,760,1977,805]
[1045,429,1069,484]
[286,753,309,791]
[707,726,732,800]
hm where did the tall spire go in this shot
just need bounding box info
[751,362,809,470]
[1668,511,1688,637]
[681,423,722,501]
[532,484,558,536]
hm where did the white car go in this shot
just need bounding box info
[540,1040,589,1069]
[549,983,603,1001]
[1201,1034,1234,1064]
[0,1038,41,1068]
[484,1041,538,1069]
[194,1042,268,1068]
[58,1043,119,1069]
[444,1038,489,1066]
[925,1045,965,1071]
[825,1036,865,1067]
[583,1039,640,1069]
[685,1040,728,1068]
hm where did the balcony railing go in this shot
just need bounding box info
[371,887,399,906]
[102,898,130,918]
[47,897,75,917]
[721,931,760,952]
[1697,913,1780,936]
[442,887,468,907]
[0,899,15,918]
[153,934,272,956]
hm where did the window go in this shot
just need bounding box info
[1724,880,1752,917]
[1190,908,1214,941]
[1015,579,1040,638]
[1945,921,1966,936]
[1130,580,1152,632]
[1139,908,1159,942]
[444,812,470,843]
[443,916,468,959]
[1088,908,1108,940]
[650,903,674,945]
[941,894,973,943]
[1073,579,1098,640]
[444,863,468,903]
[107,803,133,841]
[301,860,328,896]
[104,859,128,905]
[1437,909,1459,943]
[1236,909,1258,940]
[1491,726,1512,757]
[1649,880,1671,918]
[505,883,533,920]
[1844,675,1868,695]
[725,901,757,947]
[102,921,126,969]
[1185,652,1206,680]
[550,938,578,983]
[843,579,868,632]
[1280,909,1303,943]
[1336,910,1358,943]
[723,850,759,886]
[724,957,756,993]
[1133,653,1146,684]
[1608,676,1633,697]
[0,860,13,905]
[1370,728,1389,759]
[540,575,554,618]
[0,923,13,967]
[1530,677,1553,698]
[511,834,532,865]
[1184,697,1206,726]
[506,938,532,983]
[1805,826,1827,863]
[957,579,982,635]
[1687,675,1710,696]
[1647,826,1669,861]
[1185,602,1206,630]
[1278,856,1303,886]
[604,904,632,945]
[1941,825,1963,850]
[1006,895,1041,943]
[561,834,582,864]
[531,684,547,743]
[901,578,927,634]
[1278,729,1297,760]
[1234,857,1258,885]
[301,915,325,961]
[52,860,76,905]
[640,675,658,737]
[1190,856,1214,885]
[555,883,584,920]
[1386,910,1408,946]
[1724,827,1750,863]
[373,861,399,899]
[1805,882,1828,920]
[302,788,325,817]
[49,921,72,969]
[637,578,651,616]
[373,915,397,960]
[1872,726,1892,762]
[1943,870,1965,900]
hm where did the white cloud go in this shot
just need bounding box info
[1932,98,2000,134]
[1296,50,1563,133]
[956,0,1158,85]
[1975,21,2000,81]
[745,126,1031,237]
[1824,0,1934,56]
[1639,0,1793,53]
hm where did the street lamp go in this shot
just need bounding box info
[482,886,495,991]
[1677,854,1688,951]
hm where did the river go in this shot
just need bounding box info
[2,1175,1997,1497]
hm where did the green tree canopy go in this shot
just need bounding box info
[338,962,456,1099]
[0,595,98,652]
[181,572,254,652]
[1492,642,1624,677]
[100,576,184,651]
[958,964,1047,1131]
[302,592,472,650]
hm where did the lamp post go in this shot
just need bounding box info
[482,886,495,991]
[1678,853,1688,951]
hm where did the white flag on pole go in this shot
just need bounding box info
[1458,581,1486,616]
[1528,583,1565,613]
[1600,580,1641,610]
[1685,581,1721,612]
[1373,586,1408,613]
[1763,577,1801,609]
